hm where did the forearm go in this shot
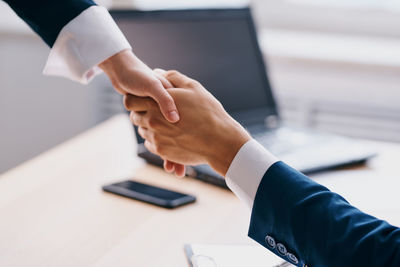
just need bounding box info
[4,0,95,47]
[42,6,131,83]
[221,139,400,265]
[248,161,400,266]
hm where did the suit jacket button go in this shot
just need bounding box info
[276,243,287,256]
[287,253,299,264]
[265,235,276,248]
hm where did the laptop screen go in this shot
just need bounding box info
[111,8,276,125]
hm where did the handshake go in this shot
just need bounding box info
[124,69,251,178]
[99,50,249,177]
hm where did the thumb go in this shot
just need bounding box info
[147,81,180,123]
[163,70,197,89]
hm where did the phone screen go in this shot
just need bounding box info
[103,180,196,208]
[115,180,188,200]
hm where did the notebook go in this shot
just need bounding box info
[184,243,295,267]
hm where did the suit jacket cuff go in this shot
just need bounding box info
[43,6,131,84]
[225,139,278,208]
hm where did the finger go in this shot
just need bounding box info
[163,70,197,89]
[130,111,149,128]
[144,140,157,155]
[137,126,152,142]
[163,160,175,173]
[124,94,156,112]
[154,68,166,75]
[147,83,180,123]
[154,69,173,89]
[174,164,186,178]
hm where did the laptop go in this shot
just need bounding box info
[111,8,377,188]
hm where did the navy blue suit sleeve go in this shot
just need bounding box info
[248,161,400,266]
[4,0,96,47]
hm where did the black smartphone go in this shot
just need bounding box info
[102,180,196,209]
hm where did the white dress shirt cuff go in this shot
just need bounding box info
[225,139,278,208]
[43,6,131,84]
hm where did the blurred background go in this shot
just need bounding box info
[1,0,400,174]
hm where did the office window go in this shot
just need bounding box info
[251,0,400,142]
[251,0,400,38]
[290,0,400,10]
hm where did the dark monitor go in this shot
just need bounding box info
[111,8,277,128]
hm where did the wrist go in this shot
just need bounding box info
[99,49,138,84]
[207,116,251,176]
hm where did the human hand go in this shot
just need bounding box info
[124,70,251,177]
[99,49,179,123]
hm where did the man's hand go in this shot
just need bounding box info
[124,70,251,177]
[99,49,180,123]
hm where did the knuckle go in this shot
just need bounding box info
[138,127,145,137]
[130,112,141,126]
[168,70,179,75]
[146,130,153,139]
[129,112,136,123]
[187,80,198,88]
[166,70,179,78]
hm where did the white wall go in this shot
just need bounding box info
[0,33,99,174]
[253,1,400,142]
[0,5,122,174]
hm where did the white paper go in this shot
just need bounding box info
[189,244,295,267]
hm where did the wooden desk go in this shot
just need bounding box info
[1,115,399,267]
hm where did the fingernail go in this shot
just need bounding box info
[169,111,180,122]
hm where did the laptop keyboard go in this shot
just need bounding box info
[251,126,326,155]
[250,125,376,172]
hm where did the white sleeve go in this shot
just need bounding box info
[225,139,278,208]
[42,6,131,84]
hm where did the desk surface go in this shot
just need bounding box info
[1,115,399,267]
